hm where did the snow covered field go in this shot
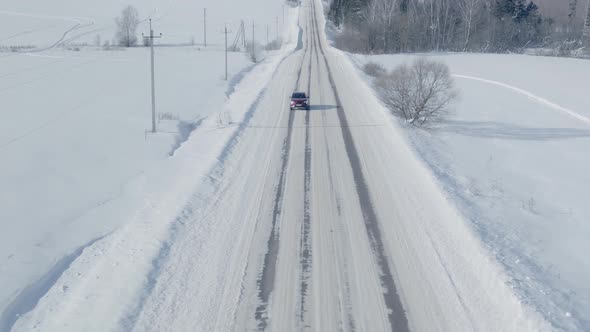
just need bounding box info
[349,52,590,331]
[0,2,301,329]
[3,0,588,330]
[3,0,553,329]
[0,0,289,329]
[1,0,284,47]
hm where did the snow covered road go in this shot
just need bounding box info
[8,0,551,331]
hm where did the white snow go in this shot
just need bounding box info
[349,52,590,331]
[0,46,248,330]
[2,0,584,330]
[2,5,302,331]
[0,0,285,47]
[0,0,291,329]
[8,0,554,330]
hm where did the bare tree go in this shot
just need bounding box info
[569,0,578,33]
[375,58,458,127]
[329,0,550,54]
[116,6,140,47]
[458,0,482,51]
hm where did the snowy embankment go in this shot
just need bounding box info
[1,5,301,331]
[0,1,291,331]
[349,53,590,331]
[0,47,249,329]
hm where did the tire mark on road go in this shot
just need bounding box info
[299,6,314,323]
[254,107,296,331]
[310,10,355,331]
[254,12,309,331]
[309,0,410,331]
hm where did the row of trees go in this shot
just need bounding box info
[328,0,570,53]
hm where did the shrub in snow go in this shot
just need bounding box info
[362,61,385,77]
[375,58,458,127]
[159,112,179,121]
[265,39,282,51]
[245,41,265,63]
[553,39,584,57]
[228,44,241,52]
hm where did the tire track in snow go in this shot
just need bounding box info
[310,9,355,331]
[454,74,590,126]
[300,107,312,325]
[254,13,307,330]
[299,7,314,324]
[309,0,409,330]
[0,11,95,53]
[254,105,296,331]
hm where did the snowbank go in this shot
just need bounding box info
[4,6,301,331]
[349,52,590,331]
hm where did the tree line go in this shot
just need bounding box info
[328,0,587,54]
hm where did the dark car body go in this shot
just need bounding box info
[290,92,310,110]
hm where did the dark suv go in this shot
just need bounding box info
[290,92,310,110]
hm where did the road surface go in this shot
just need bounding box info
[9,0,548,330]
[126,1,543,331]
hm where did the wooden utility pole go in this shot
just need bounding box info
[251,21,256,63]
[142,19,162,133]
[242,21,246,48]
[204,8,207,47]
[223,24,232,80]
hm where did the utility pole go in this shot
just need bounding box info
[204,8,207,47]
[223,24,232,80]
[266,24,269,45]
[283,4,285,24]
[142,19,162,133]
[584,0,590,41]
[276,16,279,40]
[242,21,246,48]
[252,21,256,63]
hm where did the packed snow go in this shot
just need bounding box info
[5,0,552,329]
[1,0,587,330]
[0,0,287,329]
[2,4,301,331]
[349,52,590,331]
